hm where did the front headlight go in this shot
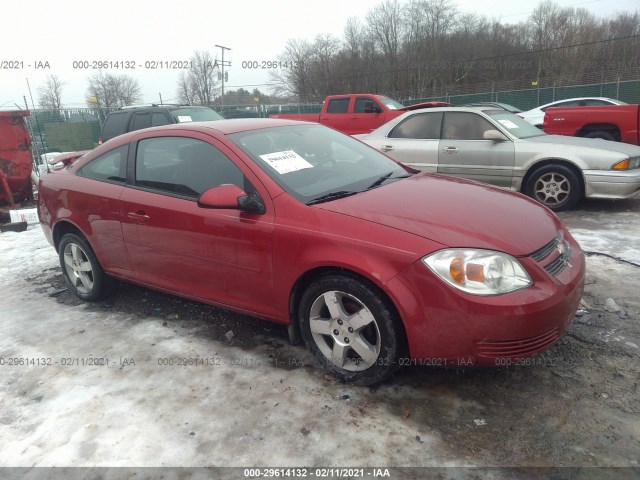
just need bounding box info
[612,156,640,170]
[423,249,533,296]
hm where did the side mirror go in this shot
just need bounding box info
[198,184,266,215]
[238,194,266,215]
[483,129,508,142]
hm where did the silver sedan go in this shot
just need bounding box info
[356,107,640,211]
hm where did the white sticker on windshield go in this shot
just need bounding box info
[177,115,192,122]
[259,150,313,174]
[498,119,519,129]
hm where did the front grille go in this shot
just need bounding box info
[476,328,560,358]
[544,242,572,276]
[529,233,571,277]
[530,234,561,262]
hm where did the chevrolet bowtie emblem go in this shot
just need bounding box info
[557,242,566,256]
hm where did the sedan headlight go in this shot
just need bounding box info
[423,249,532,295]
[612,156,640,170]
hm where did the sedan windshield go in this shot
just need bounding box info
[170,107,224,122]
[485,111,546,139]
[229,124,410,204]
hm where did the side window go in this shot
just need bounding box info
[135,137,245,198]
[584,99,610,106]
[354,97,380,113]
[77,145,128,184]
[389,113,443,139]
[542,100,580,111]
[131,113,151,131]
[326,98,350,114]
[442,112,496,140]
[151,112,171,126]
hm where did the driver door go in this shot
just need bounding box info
[437,112,515,187]
[120,131,277,317]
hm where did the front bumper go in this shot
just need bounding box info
[385,231,585,365]
[584,168,640,199]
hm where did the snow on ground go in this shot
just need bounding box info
[0,226,460,468]
[566,207,640,264]
[2,198,640,471]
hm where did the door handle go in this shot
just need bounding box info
[381,145,394,152]
[442,146,458,154]
[127,210,150,222]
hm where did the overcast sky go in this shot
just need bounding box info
[1,0,637,108]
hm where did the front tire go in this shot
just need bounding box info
[298,274,403,385]
[59,233,113,301]
[525,163,582,211]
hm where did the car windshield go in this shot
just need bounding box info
[377,96,404,110]
[485,111,546,139]
[169,107,224,122]
[229,124,410,204]
[495,103,522,113]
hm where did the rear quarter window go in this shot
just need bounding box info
[77,145,128,184]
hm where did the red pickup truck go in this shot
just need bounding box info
[543,104,640,145]
[1,110,36,217]
[269,94,450,135]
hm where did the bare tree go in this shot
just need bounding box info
[38,75,66,110]
[269,0,640,100]
[176,51,220,105]
[86,72,142,108]
[366,0,404,58]
[269,39,314,99]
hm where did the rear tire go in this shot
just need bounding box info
[298,274,403,385]
[59,233,114,301]
[525,164,582,211]
[584,131,616,141]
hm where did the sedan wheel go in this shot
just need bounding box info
[299,275,403,385]
[59,233,113,301]
[526,164,581,211]
[63,242,94,294]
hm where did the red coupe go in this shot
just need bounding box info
[38,119,585,385]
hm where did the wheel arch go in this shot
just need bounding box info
[520,158,585,196]
[576,123,621,141]
[52,220,87,253]
[287,266,409,355]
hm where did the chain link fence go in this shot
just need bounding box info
[25,78,640,163]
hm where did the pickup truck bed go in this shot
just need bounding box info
[544,104,640,145]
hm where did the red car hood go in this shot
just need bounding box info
[315,173,561,257]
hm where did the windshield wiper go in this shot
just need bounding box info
[366,171,411,190]
[306,190,359,205]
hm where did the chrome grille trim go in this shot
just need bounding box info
[530,234,561,262]
[544,242,572,276]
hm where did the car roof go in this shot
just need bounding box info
[106,105,212,115]
[541,97,617,106]
[104,118,317,144]
[395,106,495,114]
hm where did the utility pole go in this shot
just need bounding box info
[159,92,163,105]
[215,44,231,108]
